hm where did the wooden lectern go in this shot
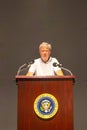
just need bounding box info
[16,76,75,130]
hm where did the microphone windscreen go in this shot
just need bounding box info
[53,62,57,67]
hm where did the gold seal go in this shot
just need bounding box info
[34,93,58,119]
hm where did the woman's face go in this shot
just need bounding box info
[39,46,51,63]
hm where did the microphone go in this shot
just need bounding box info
[53,62,73,76]
[17,60,34,75]
[27,60,34,68]
[53,62,62,67]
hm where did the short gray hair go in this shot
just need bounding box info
[39,42,52,50]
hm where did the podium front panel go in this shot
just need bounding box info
[16,76,75,130]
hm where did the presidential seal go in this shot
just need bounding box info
[34,93,58,119]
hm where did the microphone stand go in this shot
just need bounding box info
[61,66,73,76]
[17,60,34,75]
[53,62,73,76]
[17,63,28,75]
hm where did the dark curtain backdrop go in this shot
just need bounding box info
[0,0,87,130]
